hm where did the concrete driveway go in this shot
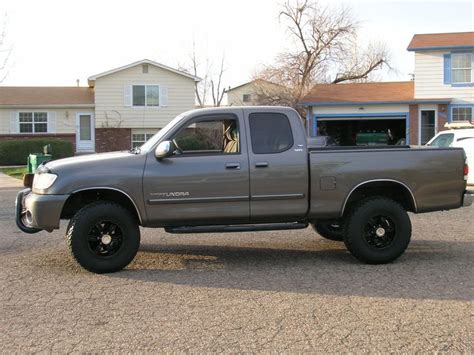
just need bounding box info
[0,174,472,352]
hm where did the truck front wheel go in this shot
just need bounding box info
[344,197,411,264]
[66,202,140,273]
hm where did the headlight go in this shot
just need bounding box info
[33,173,58,190]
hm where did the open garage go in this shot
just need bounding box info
[316,116,407,146]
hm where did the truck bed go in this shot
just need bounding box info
[308,146,466,218]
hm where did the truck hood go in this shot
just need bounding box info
[45,151,133,172]
[38,151,147,195]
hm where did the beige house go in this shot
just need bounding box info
[0,59,200,153]
[226,79,285,106]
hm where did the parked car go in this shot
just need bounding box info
[16,107,472,273]
[426,128,474,186]
[356,132,389,146]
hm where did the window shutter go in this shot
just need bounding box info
[160,85,168,107]
[9,111,19,134]
[443,54,451,84]
[124,85,132,107]
[47,112,57,133]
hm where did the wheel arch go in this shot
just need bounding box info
[341,179,417,216]
[61,187,143,224]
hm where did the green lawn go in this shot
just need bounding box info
[0,167,27,179]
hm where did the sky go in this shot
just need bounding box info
[0,0,473,89]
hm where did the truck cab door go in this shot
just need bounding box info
[143,110,250,226]
[244,108,309,221]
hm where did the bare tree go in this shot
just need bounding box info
[210,54,226,107]
[187,41,210,108]
[0,13,12,82]
[180,43,227,107]
[254,0,390,109]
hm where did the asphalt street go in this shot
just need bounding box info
[0,173,473,352]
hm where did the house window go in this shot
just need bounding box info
[132,85,159,107]
[452,107,473,122]
[19,112,48,133]
[242,94,251,102]
[451,53,472,83]
[131,133,155,148]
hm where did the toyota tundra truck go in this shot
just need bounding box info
[16,106,472,273]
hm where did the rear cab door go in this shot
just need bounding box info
[243,107,309,221]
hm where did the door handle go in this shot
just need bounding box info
[255,162,269,168]
[225,163,240,170]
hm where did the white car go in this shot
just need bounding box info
[427,129,474,186]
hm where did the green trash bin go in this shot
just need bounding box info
[27,153,52,173]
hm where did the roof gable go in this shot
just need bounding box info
[407,32,474,51]
[227,79,283,92]
[87,59,201,86]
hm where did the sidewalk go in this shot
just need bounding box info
[0,172,23,189]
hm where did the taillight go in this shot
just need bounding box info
[464,162,469,180]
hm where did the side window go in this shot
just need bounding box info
[249,113,293,154]
[172,115,240,155]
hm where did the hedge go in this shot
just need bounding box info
[0,139,74,166]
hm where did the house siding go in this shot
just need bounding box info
[93,65,195,130]
[227,85,255,106]
[0,107,93,135]
[414,51,474,104]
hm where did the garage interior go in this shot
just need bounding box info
[316,117,407,146]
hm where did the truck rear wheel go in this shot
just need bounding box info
[311,220,344,241]
[66,202,140,273]
[344,197,411,264]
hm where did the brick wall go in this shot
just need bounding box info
[0,134,76,150]
[409,104,419,145]
[95,128,131,153]
[438,104,448,132]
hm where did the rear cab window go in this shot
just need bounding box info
[249,113,293,154]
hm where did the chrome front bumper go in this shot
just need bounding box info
[16,188,69,233]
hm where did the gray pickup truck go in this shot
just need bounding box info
[16,106,472,273]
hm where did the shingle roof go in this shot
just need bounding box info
[301,81,415,104]
[0,87,94,106]
[407,32,474,51]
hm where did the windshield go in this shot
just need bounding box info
[139,113,187,152]
[427,133,454,147]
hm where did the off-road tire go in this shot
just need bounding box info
[66,201,140,273]
[311,220,345,241]
[344,197,411,264]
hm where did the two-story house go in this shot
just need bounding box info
[301,31,474,145]
[0,59,200,153]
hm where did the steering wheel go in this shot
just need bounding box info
[172,139,183,155]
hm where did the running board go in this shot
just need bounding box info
[165,222,308,234]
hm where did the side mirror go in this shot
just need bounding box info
[155,140,172,159]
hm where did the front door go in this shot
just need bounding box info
[420,110,436,145]
[76,113,95,152]
[243,109,309,221]
[143,111,250,225]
